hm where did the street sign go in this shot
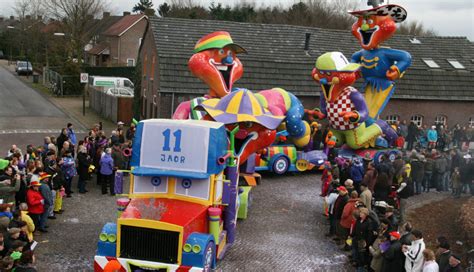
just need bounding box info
[80,73,89,83]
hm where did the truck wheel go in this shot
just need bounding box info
[202,241,215,272]
[273,156,289,175]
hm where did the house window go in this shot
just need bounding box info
[385,115,399,125]
[422,58,440,68]
[434,115,447,126]
[410,115,423,127]
[127,58,135,67]
[447,59,465,69]
[469,117,474,128]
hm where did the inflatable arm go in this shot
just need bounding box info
[172,101,192,120]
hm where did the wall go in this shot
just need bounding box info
[119,18,147,66]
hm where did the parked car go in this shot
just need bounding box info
[16,61,33,76]
[90,76,134,92]
[105,87,134,97]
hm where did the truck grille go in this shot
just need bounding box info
[120,225,180,264]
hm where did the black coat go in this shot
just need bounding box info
[333,194,349,220]
[381,240,404,272]
[77,152,91,180]
[352,218,373,247]
[436,250,451,272]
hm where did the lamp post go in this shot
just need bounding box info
[7,26,15,65]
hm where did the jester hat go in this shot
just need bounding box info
[349,4,407,23]
[194,31,246,54]
[197,88,284,129]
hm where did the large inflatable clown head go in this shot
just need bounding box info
[197,88,283,164]
[189,31,246,98]
[311,52,360,103]
[349,4,407,50]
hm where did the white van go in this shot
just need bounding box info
[90,76,134,92]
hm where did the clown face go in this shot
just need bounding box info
[189,47,244,98]
[228,122,276,165]
[312,68,358,103]
[352,15,396,50]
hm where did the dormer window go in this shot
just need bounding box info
[422,58,440,68]
[447,59,465,69]
[409,37,421,44]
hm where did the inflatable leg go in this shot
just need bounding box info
[286,93,310,147]
[376,119,398,145]
[364,84,395,120]
[344,123,382,149]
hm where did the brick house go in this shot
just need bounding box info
[88,14,147,67]
[138,17,474,128]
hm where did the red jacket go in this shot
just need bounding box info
[27,189,44,214]
[340,198,359,229]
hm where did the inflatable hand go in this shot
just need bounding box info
[386,65,400,80]
[338,111,359,122]
[305,109,326,120]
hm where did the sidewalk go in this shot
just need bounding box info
[0,60,116,132]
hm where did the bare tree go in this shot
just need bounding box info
[43,0,106,63]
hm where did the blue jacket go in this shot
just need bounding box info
[427,129,438,142]
[39,182,53,207]
[350,164,365,183]
[61,156,77,178]
[67,128,77,145]
[100,154,114,175]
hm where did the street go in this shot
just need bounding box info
[0,66,350,271]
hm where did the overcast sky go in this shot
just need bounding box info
[1,0,472,40]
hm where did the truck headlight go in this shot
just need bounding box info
[192,244,201,254]
[107,234,117,243]
[183,243,192,253]
[99,233,108,242]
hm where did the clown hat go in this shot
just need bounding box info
[39,173,51,181]
[315,52,360,72]
[196,88,284,130]
[30,180,41,187]
[194,31,246,54]
[349,4,407,23]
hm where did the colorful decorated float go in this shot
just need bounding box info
[94,119,256,271]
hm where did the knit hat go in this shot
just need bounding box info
[8,228,21,235]
[389,231,401,240]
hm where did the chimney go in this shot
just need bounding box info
[103,12,110,18]
[304,33,311,51]
[25,15,31,20]
[123,11,131,16]
[10,16,15,21]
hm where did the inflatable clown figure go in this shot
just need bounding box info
[174,31,311,148]
[173,31,245,120]
[310,52,397,149]
[197,88,284,165]
[349,3,412,122]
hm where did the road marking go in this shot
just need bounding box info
[0,129,87,135]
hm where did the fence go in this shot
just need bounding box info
[89,87,133,124]
[44,67,81,96]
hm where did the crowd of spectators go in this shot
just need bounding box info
[318,120,473,271]
[0,121,135,271]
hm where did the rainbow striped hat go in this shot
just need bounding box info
[196,88,284,129]
[194,31,246,54]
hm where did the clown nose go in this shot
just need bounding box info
[361,24,370,31]
[222,55,233,65]
[320,78,328,85]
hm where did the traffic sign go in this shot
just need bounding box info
[80,73,89,83]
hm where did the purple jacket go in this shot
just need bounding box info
[100,154,114,175]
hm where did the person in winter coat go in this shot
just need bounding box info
[445,254,463,272]
[352,207,372,270]
[434,153,448,192]
[77,146,91,194]
[369,230,386,272]
[427,126,438,149]
[340,191,360,239]
[100,148,115,196]
[384,207,398,232]
[359,182,372,211]
[60,150,76,197]
[38,173,53,233]
[397,172,413,224]
[333,186,349,243]
[422,249,439,272]
[19,203,34,242]
[363,162,378,193]
[66,123,77,146]
[381,231,404,272]
[350,158,365,193]
[56,128,69,153]
[13,250,38,272]
[423,155,434,192]
[402,229,426,272]
[406,121,419,151]
[451,167,461,198]
[374,173,391,203]
[325,186,340,238]
[0,166,21,205]
[435,236,451,272]
[26,180,44,232]
[411,154,425,195]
